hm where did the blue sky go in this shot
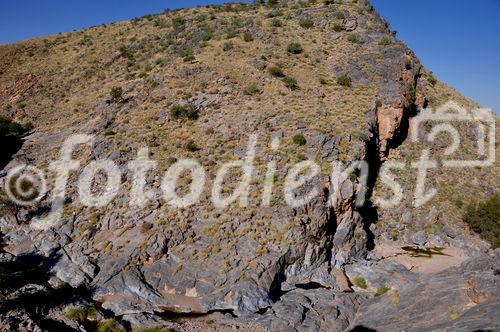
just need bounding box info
[0,0,498,114]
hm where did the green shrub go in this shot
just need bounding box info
[353,276,367,289]
[428,72,437,86]
[179,48,195,62]
[242,31,254,42]
[267,9,283,17]
[268,0,279,7]
[379,36,393,46]
[332,23,344,32]
[374,286,390,297]
[98,319,121,332]
[292,134,307,146]
[319,77,327,85]
[104,130,116,137]
[223,41,234,51]
[244,83,260,95]
[268,66,285,77]
[185,140,199,152]
[0,116,24,137]
[271,18,283,27]
[337,74,351,87]
[170,105,199,120]
[335,11,346,19]
[287,42,303,54]
[172,17,186,28]
[347,33,361,43]
[299,18,314,29]
[109,87,123,103]
[324,0,335,5]
[283,76,299,90]
[65,306,96,322]
[464,195,500,249]
[406,81,416,104]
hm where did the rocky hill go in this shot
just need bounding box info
[0,0,498,331]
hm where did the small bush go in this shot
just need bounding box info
[299,18,314,29]
[65,306,96,323]
[464,195,500,249]
[223,41,234,51]
[98,319,121,332]
[428,72,437,86]
[332,23,344,32]
[347,33,361,43]
[104,130,116,137]
[283,76,299,90]
[244,83,260,95]
[335,11,346,19]
[268,66,285,77]
[374,286,390,297]
[109,87,123,103]
[179,48,195,62]
[170,105,199,120]
[319,77,327,85]
[379,36,393,46]
[337,74,351,87]
[353,276,367,289]
[185,140,199,152]
[287,42,303,54]
[406,81,416,104]
[324,0,335,5]
[242,32,254,42]
[172,17,186,28]
[292,134,307,146]
[271,18,283,27]
[268,0,279,7]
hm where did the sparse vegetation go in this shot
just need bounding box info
[244,83,260,95]
[65,306,96,322]
[379,36,393,46]
[299,18,314,29]
[97,319,121,332]
[268,65,285,77]
[347,33,361,43]
[353,276,367,289]
[287,42,303,54]
[242,31,254,42]
[292,134,307,146]
[185,139,199,152]
[283,76,299,90]
[337,74,351,87]
[406,81,416,104]
[374,286,390,297]
[271,18,283,27]
[170,105,199,120]
[109,87,123,103]
[333,23,344,32]
[463,194,500,249]
[428,72,437,86]
[223,41,234,51]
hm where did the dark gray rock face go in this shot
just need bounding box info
[351,255,500,332]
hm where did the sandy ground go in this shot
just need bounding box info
[374,241,470,274]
